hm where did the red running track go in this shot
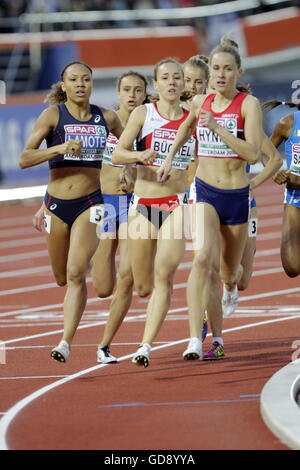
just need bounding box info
[0,180,299,450]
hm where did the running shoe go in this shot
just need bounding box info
[51,340,70,363]
[203,341,225,360]
[97,345,117,364]
[222,284,239,317]
[132,343,151,368]
[202,316,208,342]
[182,337,203,361]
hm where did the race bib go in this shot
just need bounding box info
[248,217,258,238]
[64,124,107,161]
[197,117,239,158]
[44,213,51,234]
[102,133,124,168]
[151,128,195,170]
[290,143,300,175]
[90,205,104,224]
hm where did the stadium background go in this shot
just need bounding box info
[0,0,299,190]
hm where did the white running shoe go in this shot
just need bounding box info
[222,284,239,317]
[97,345,117,364]
[132,344,151,368]
[182,337,203,360]
[51,340,70,363]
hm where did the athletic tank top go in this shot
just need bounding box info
[285,111,300,175]
[136,102,195,170]
[47,103,109,169]
[196,92,247,159]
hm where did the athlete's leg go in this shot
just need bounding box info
[99,223,134,348]
[237,206,257,290]
[187,202,221,340]
[280,204,300,277]
[91,235,118,297]
[62,207,101,344]
[44,209,70,286]
[140,206,185,345]
[220,222,248,291]
[127,207,157,297]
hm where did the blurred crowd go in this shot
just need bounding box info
[0,0,299,33]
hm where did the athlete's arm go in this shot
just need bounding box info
[199,95,262,164]
[33,201,46,232]
[103,109,123,140]
[250,133,283,189]
[19,107,82,168]
[270,114,293,148]
[112,105,157,165]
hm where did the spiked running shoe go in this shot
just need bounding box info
[132,343,151,368]
[203,341,225,361]
[182,337,203,361]
[51,340,70,363]
[202,316,208,342]
[97,345,117,364]
[222,284,239,317]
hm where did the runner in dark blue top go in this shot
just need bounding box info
[19,61,123,363]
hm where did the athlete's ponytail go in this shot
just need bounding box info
[44,82,66,105]
[262,100,300,112]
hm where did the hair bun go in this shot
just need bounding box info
[220,35,239,49]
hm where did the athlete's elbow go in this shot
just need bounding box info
[19,153,29,169]
[111,150,122,165]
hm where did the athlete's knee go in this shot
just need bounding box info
[135,281,152,298]
[54,275,67,287]
[117,271,134,292]
[237,275,250,291]
[67,264,86,284]
[283,266,300,278]
[193,251,212,273]
[94,282,114,298]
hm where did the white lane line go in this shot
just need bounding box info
[0,266,51,279]
[2,285,300,346]
[0,376,68,380]
[257,231,281,241]
[0,216,34,228]
[0,250,48,264]
[1,314,300,451]
[0,237,45,250]
[0,227,38,239]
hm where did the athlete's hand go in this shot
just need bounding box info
[137,149,157,165]
[59,139,82,156]
[32,204,45,232]
[273,170,289,185]
[157,156,172,183]
[119,167,134,192]
[199,109,217,131]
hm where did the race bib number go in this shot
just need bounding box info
[197,117,239,158]
[248,217,258,238]
[290,144,300,175]
[64,124,107,161]
[90,206,104,224]
[151,128,194,170]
